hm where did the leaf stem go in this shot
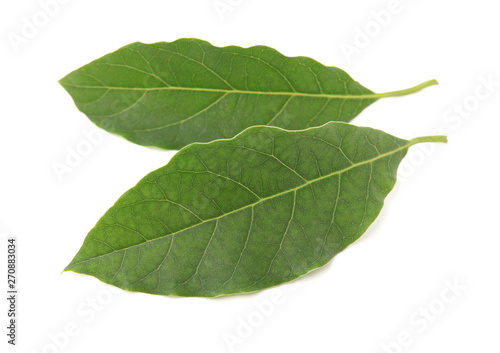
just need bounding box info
[409,135,448,145]
[377,79,438,98]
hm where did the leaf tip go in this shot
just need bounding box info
[58,75,70,90]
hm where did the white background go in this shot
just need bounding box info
[1,0,499,352]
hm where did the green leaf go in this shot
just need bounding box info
[59,38,437,150]
[64,122,446,297]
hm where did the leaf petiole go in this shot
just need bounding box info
[375,79,438,99]
[410,135,448,145]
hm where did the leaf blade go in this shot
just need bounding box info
[65,122,446,297]
[59,39,437,149]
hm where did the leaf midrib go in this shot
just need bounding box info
[66,138,416,269]
[61,83,380,100]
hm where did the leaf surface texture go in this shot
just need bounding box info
[65,122,446,297]
[60,39,436,149]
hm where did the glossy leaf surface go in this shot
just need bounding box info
[65,122,446,297]
[60,39,436,149]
